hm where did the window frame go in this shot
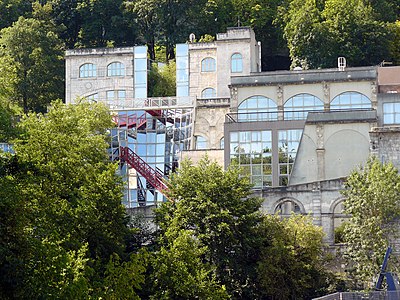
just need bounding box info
[238,95,278,122]
[201,57,216,72]
[79,63,97,78]
[330,91,371,110]
[383,102,400,125]
[195,135,207,150]
[201,87,217,99]
[107,62,125,77]
[231,53,243,73]
[284,93,324,120]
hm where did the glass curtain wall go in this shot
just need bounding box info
[230,130,272,188]
[114,108,193,207]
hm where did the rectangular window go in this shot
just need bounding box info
[230,130,272,188]
[383,102,400,125]
[278,129,302,186]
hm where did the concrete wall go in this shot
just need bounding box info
[180,149,224,166]
[291,112,377,185]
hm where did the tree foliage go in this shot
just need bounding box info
[155,157,264,297]
[342,157,400,287]
[148,62,176,97]
[257,214,332,299]
[281,0,396,68]
[149,229,228,299]
[0,16,65,113]
[0,101,145,298]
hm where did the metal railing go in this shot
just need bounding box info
[225,108,376,123]
[79,96,195,110]
[313,291,400,300]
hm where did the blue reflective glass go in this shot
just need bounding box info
[331,92,371,109]
[201,58,216,72]
[231,53,243,73]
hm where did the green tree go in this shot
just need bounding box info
[1,101,137,298]
[257,214,332,299]
[149,229,228,299]
[0,0,32,30]
[124,0,158,60]
[342,157,400,287]
[148,62,176,97]
[76,0,136,47]
[156,157,263,298]
[0,16,65,113]
[280,0,395,68]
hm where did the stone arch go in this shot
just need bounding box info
[273,197,306,216]
[329,197,349,244]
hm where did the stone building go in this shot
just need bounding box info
[65,28,400,244]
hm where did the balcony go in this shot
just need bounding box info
[196,97,230,107]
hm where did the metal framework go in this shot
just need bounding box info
[119,146,169,197]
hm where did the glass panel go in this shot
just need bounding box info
[331,92,371,109]
[79,63,96,78]
[202,88,216,98]
[284,93,323,120]
[238,96,278,122]
[201,57,216,72]
[196,136,207,149]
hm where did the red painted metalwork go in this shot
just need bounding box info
[119,146,169,196]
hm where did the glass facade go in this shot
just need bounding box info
[278,130,302,186]
[383,102,400,125]
[284,93,324,120]
[229,129,302,187]
[230,131,272,188]
[176,44,189,100]
[134,46,148,99]
[238,96,278,122]
[331,92,371,109]
[112,108,193,207]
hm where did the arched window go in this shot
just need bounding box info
[332,200,349,243]
[86,93,98,102]
[79,63,96,78]
[331,92,371,110]
[201,88,216,98]
[274,199,302,217]
[231,53,243,73]
[284,93,324,120]
[107,62,125,76]
[195,136,207,150]
[238,96,278,122]
[220,137,224,149]
[201,57,216,72]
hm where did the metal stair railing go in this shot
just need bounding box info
[119,146,169,196]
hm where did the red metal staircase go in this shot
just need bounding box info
[119,146,169,197]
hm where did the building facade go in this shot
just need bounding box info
[65,28,400,244]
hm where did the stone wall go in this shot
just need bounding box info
[258,178,347,244]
